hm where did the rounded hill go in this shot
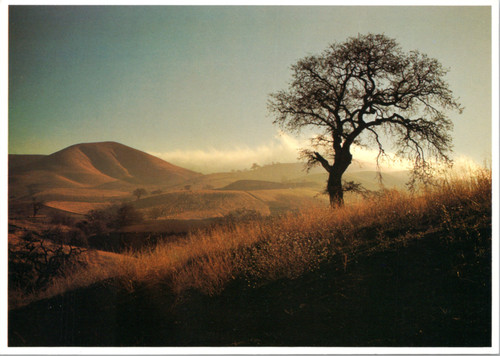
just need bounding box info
[10,142,202,189]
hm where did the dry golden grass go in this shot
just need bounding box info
[44,201,113,214]
[132,189,271,219]
[116,167,491,296]
[10,167,492,307]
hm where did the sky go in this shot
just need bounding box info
[7,4,494,173]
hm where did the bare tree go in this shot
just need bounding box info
[269,34,462,206]
[27,185,44,217]
[31,197,44,218]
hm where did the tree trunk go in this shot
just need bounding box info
[327,149,352,207]
[327,171,344,206]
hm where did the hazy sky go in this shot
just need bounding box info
[8,5,492,172]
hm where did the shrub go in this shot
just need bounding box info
[148,206,165,220]
[49,211,76,226]
[113,203,144,228]
[9,233,87,293]
[77,209,113,236]
[77,204,144,234]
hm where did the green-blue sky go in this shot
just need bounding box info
[8,5,492,172]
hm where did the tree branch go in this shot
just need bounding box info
[312,151,332,172]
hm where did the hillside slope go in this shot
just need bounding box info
[220,180,290,191]
[9,142,202,193]
[131,190,271,219]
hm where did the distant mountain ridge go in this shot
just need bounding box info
[9,142,202,191]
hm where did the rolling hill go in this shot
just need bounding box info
[220,180,291,191]
[186,162,408,190]
[9,142,202,196]
[8,141,409,219]
[131,189,272,219]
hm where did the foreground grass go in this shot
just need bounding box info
[119,167,492,296]
[9,168,492,346]
[10,167,492,309]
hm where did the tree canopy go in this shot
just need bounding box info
[269,34,462,206]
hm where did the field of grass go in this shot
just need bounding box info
[8,168,492,346]
[130,189,272,219]
[116,167,491,295]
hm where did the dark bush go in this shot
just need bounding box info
[49,211,76,226]
[67,228,89,248]
[148,206,165,220]
[76,204,144,239]
[112,204,144,228]
[77,208,115,236]
[9,234,86,293]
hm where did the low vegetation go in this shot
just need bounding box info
[10,168,491,308]
[9,233,87,293]
[118,167,491,296]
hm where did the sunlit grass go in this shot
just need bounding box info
[10,167,492,307]
[116,166,491,296]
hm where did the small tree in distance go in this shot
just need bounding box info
[269,34,462,206]
[133,188,148,200]
[251,163,261,170]
[31,197,44,218]
[27,185,44,218]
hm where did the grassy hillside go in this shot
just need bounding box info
[220,179,290,190]
[9,168,492,346]
[131,189,271,219]
[9,142,202,197]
